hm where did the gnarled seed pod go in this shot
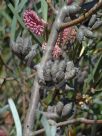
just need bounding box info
[65,69,76,80]
[61,102,73,117]
[45,60,53,69]
[65,84,74,90]
[10,36,31,59]
[65,61,76,80]
[47,106,55,113]
[25,46,37,66]
[25,47,36,60]
[43,68,52,81]
[76,70,88,84]
[83,27,95,39]
[68,4,80,14]
[58,60,66,71]
[55,71,65,82]
[22,37,32,56]
[76,28,84,44]
[66,61,74,72]
[88,14,97,27]
[51,60,59,78]
[92,20,102,30]
[56,101,64,115]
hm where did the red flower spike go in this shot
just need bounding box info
[62,27,72,44]
[52,45,62,58]
[62,27,76,45]
[23,10,46,36]
[67,0,74,5]
[42,43,62,59]
[42,42,47,50]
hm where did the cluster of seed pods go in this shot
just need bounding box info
[10,36,39,67]
[47,100,75,118]
[77,13,102,43]
[39,58,78,90]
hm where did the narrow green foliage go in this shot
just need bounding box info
[41,0,48,21]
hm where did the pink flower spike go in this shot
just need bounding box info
[52,45,62,58]
[67,0,73,5]
[42,42,47,50]
[23,10,47,36]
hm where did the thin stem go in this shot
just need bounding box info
[46,0,58,14]
[0,54,13,72]
[60,1,102,30]
[23,3,80,136]
[34,118,102,135]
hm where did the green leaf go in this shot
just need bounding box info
[83,55,102,93]
[34,1,42,15]
[8,3,24,40]
[8,3,25,28]
[8,0,27,40]
[15,0,20,7]
[18,0,28,13]
[41,115,51,136]
[8,98,22,136]
[41,0,48,21]
[1,11,11,23]
[0,105,9,117]
[50,126,57,136]
[92,55,102,79]
[37,111,56,136]
[11,16,17,40]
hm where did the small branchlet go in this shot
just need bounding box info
[9,1,101,136]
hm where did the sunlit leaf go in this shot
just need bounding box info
[41,0,48,21]
[8,98,22,136]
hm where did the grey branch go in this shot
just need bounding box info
[23,3,81,136]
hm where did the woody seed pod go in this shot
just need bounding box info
[25,46,37,66]
[56,101,64,115]
[83,27,95,39]
[10,36,31,59]
[43,68,52,81]
[88,14,97,27]
[77,28,84,43]
[61,102,73,117]
[92,20,102,30]
[66,61,74,72]
[58,60,66,71]
[47,106,55,113]
[65,69,76,80]
[51,60,59,78]
[55,71,65,82]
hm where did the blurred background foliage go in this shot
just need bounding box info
[0,0,102,136]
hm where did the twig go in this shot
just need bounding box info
[25,72,36,81]
[0,54,13,72]
[0,72,35,83]
[34,118,102,135]
[79,0,86,6]
[23,3,80,136]
[0,77,15,81]
[46,0,58,14]
[41,112,59,119]
[60,1,102,30]
[0,105,10,117]
[23,76,40,136]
